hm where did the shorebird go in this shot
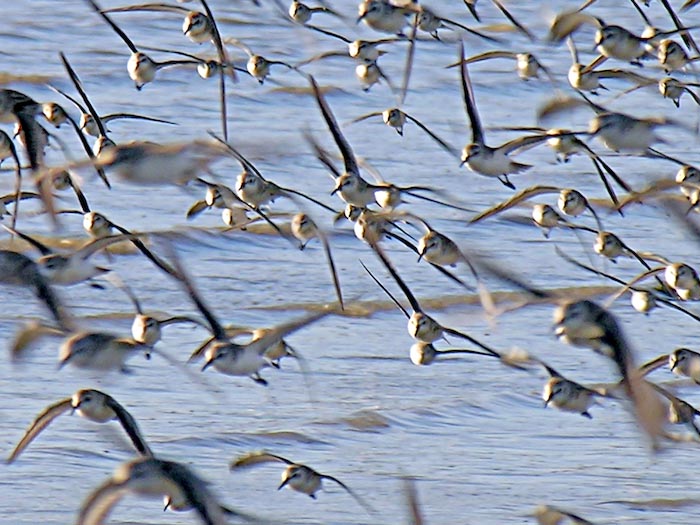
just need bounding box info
[414,5,499,41]
[52,52,118,162]
[363,257,535,369]
[166,247,335,385]
[68,138,229,186]
[360,249,504,361]
[556,247,700,320]
[46,88,175,138]
[185,180,259,232]
[3,226,141,286]
[0,250,71,329]
[290,212,344,309]
[85,0,200,90]
[458,43,549,189]
[230,451,375,513]
[540,362,606,419]
[527,203,596,238]
[477,261,665,443]
[308,76,383,207]
[657,38,700,72]
[538,92,689,154]
[307,132,467,215]
[592,231,666,271]
[286,0,343,24]
[102,2,214,43]
[357,0,419,35]
[227,38,294,84]
[58,331,151,372]
[565,37,650,94]
[659,77,700,106]
[642,347,700,383]
[109,275,208,347]
[348,21,460,159]
[448,50,555,83]
[0,89,46,209]
[649,382,700,437]
[547,11,695,67]
[208,133,336,218]
[613,262,700,301]
[7,389,152,463]
[77,457,228,525]
[470,186,603,231]
[296,27,402,65]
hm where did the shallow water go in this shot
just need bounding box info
[3,1,700,524]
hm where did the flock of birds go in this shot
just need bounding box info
[6,0,700,523]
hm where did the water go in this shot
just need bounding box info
[3,0,700,523]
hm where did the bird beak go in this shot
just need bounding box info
[278,478,290,490]
[356,13,367,23]
[201,358,214,372]
[417,252,424,263]
[163,498,171,512]
[670,360,678,371]
[330,186,340,196]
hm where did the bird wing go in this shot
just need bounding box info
[6,397,72,463]
[104,395,153,457]
[309,75,360,176]
[459,42,484,145]
[321,473,376,514]
[77,478,128,525]
[470,185,561,224]
[230,451,294,469]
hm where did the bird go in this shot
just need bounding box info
[447,50,555,83]
[77,457,228,525]
[296,26,402,65]
[230,451,375,513]
[556,247,700,321]
[565,37,650,94]
[286,0,343,25]
[85,0,200,90]
[6,389,152,463]
[227,38,295,85]
[290,212,344,309]
[109,275,208,347]
[649,382,700,437]
[166,246,336,385]
[3,225,143,286]
[457,43,549,189]
[415,5,497,42]
[0,89,44,172]
[357,0,419,35]
[641,347,700,383]
[360,250,504,362]
[58,331,151,372]
[538,92,689,155]
[101,2,215,43]
[469,186,603,231]
[348,23,459,159]
[308,75,385,207]
[540,362,606,419]
[0,249,72,330]
[45,85,176,138]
